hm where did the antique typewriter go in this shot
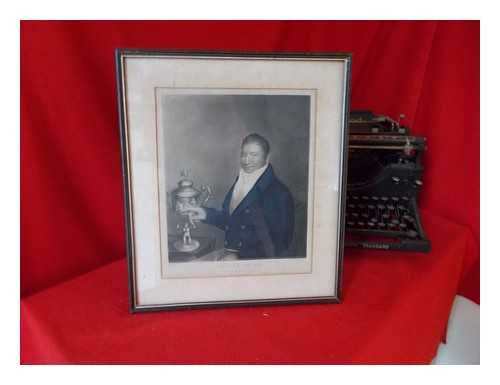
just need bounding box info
[345,110,431,252]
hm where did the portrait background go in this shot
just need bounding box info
[161,94,310,255]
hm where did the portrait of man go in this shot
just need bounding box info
[159,92,311,264]
[181,133,295,260]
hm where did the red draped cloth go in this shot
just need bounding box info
[21,21,479,364]
[21,211,474,363]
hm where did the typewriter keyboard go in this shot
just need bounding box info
[345,195,419,237]
[345,194,430,252]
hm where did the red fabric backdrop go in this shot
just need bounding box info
[20,21,479,302]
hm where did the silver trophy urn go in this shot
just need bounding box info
[170,170,212,252]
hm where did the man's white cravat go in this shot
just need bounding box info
[229,164,268,214]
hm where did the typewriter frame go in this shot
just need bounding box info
[345,111,430,252]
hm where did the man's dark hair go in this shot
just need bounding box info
[241,133,271,157]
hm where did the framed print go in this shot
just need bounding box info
[116,50,351,311]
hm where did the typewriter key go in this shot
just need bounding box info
[362,196,369,201]
[347,221,355,227]
[391,219,400,225]
[387,204,395,211]
[377,222,386,228]
[370,217,378,223]
[371,196,379,201]
[367,204,375,210]
[367,222,375,228]
[407,230,418,238]
[391,197,400,202]
[377,204,385,210]
[381,196,389,202]
[402,196,409,201]
[358,221,365,227]
[402,214,412,221]
[400,223,407,230]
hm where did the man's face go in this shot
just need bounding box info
[240,142,267,174]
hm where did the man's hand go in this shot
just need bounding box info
[178,206,207,222]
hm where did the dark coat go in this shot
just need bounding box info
[203,165,295,259]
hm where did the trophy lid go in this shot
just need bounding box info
[173,170,201,199]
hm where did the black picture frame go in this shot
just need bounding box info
[116,49,351,312]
